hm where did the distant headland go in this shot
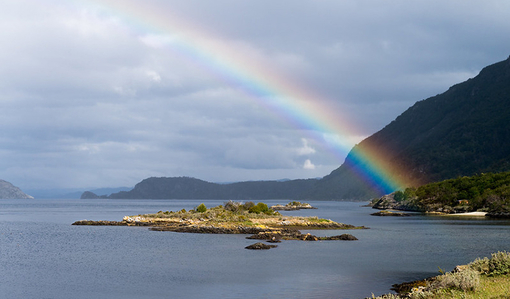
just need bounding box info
[0,179,33,199]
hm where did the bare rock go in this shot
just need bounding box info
[245,242,278,250]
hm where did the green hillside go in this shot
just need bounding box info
[372,171,510,216]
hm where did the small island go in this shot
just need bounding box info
[73,201,366,245]
[270,201,317,211]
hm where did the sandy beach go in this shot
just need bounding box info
[446,211,487,217]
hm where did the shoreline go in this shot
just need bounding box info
[441,211,487,217]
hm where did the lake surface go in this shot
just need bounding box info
[1,199,509,299]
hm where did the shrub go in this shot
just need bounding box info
[224,200,242,213]
[196,203,207,213]
[488,251,510,276]
[249,202,269,214]
[243,201,255,210]
[469,257,490,274]
[429,268,480,291]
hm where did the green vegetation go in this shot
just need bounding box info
[196,203,207,213]
[372,252,510,299]
[248,202,270,214]
[130,201,361,232]
[386,171,510,214]
[223,200,277,216]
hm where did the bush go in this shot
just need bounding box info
[196,203,207,213]
[429,268,480,291]
[243,201,255,210]
[469,251,510,276]
[249,202,269,214]
[224,200,242,213]
[488,251,510,276]
[469,257,490,274]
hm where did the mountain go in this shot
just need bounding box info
[88,176,319,200]
[307,55,510,200]
[0,180,33,199]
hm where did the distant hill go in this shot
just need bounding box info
[0,180,33,199]
[306,55,510,200]
[85,177,319,200]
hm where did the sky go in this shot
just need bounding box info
[1,0,510,192]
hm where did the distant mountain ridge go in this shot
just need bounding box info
[0,179,33,199]
[83,55,510,201]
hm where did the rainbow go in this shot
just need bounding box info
[84,0,410,195]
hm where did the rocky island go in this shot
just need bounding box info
[73,201,366,247]
[270,201,317,211]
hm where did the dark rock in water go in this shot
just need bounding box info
[72,220,126,226]
[173,225,267,234]
[323,234,358,241]
[300,233,319,241]
[246,229,300,240]
[267,239,281,243]
[486,212,510,218]
[245,242,278,250]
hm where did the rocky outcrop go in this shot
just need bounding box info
[270,202,317,211]
[323,234,358,241]
[245,242,278,250]
[72,220,127,226]
[486,211,510,218]
[0,180,33,199]
[371,211,412,217]
[370,192,421,212]
[246,231,358,241]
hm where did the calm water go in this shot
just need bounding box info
[1,199,509,299]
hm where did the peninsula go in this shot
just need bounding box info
[369,171,510,218]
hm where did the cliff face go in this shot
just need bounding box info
[305,55,510,200]
[0,180,33,199]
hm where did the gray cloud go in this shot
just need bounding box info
[1,0,510,190]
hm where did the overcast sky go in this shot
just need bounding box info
[1,0,510,191]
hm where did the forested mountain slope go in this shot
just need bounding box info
[307,56,510,200]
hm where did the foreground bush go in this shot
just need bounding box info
[469,251,510,276]
[373,252,510,299]
[429,268,480,292]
